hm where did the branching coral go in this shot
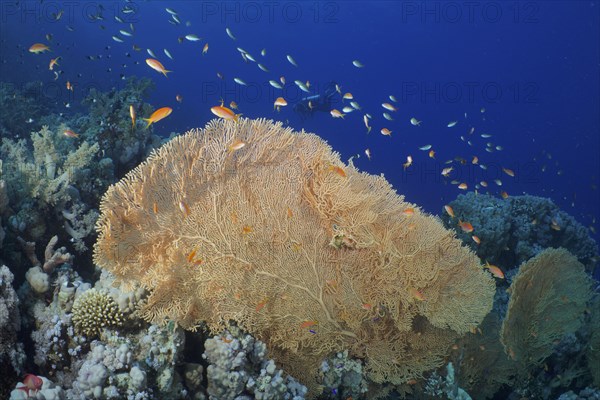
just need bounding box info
[1,125,101,251]
[94,118,495,394]
[17,235,73,274]
[71,289,124,338]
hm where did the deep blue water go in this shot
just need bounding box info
[1,0,599,236]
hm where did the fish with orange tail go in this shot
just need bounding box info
[63,129,79,138]
[48,56,60,70]
[29,43,50,53]
[143,107,172,128]
[211,102,242,121]
[484,262,504,279]
[145,58,172,77]
[458,220,474,233]
[129,105,136,130]
[273,97,287,111]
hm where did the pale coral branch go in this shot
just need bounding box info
[43,235,73,273]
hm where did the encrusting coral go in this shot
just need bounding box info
[93,118,496,394]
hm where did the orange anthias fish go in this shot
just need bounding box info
[403,155,413,170]
[228,139,246,153]
[459,220,474,233]
[129,105,136,130]
[329,165,346,178]
[63,129,79,138]
[485,262,505,279]
[29,43,50,53]
[66,81,73,91]
[202,43,209,54]
[444,205,455,218]
[273,97,287,111]
[408,287,425,301]
[143,107,172,128]
[211,104,241,121]
[179,200,191,216]
[187,248,203,266]
[330,109,345,118]
[403,208,414,216]
[300,320,318,329]
[502,167,515,177]
[441,167,454,177]
[255,297,268,312]
[48,56,60,70]
[145,58,172,77]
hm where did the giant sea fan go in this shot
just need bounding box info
[93,118,495,395]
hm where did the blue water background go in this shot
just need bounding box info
[1,0,598,240]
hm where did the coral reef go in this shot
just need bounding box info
[318,350,368,399]
[202,326,307,399]
[442,192,599,273]
[7,259,316,400]
[93,118,495,394]
[0,77,162,265]
[557,386,600,400]
[1,125,101,252]
[0,265,26,398]
[0,81,53,139]
[78,77,161,176]
[10,375,65,400]
[0,179,7,250]
[424,362,471,400]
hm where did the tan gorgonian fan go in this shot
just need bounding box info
[501,248,592,373]
[94,118,495,392]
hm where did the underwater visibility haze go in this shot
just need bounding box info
[0,1,599,399]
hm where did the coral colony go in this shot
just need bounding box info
[1,110,598,399]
